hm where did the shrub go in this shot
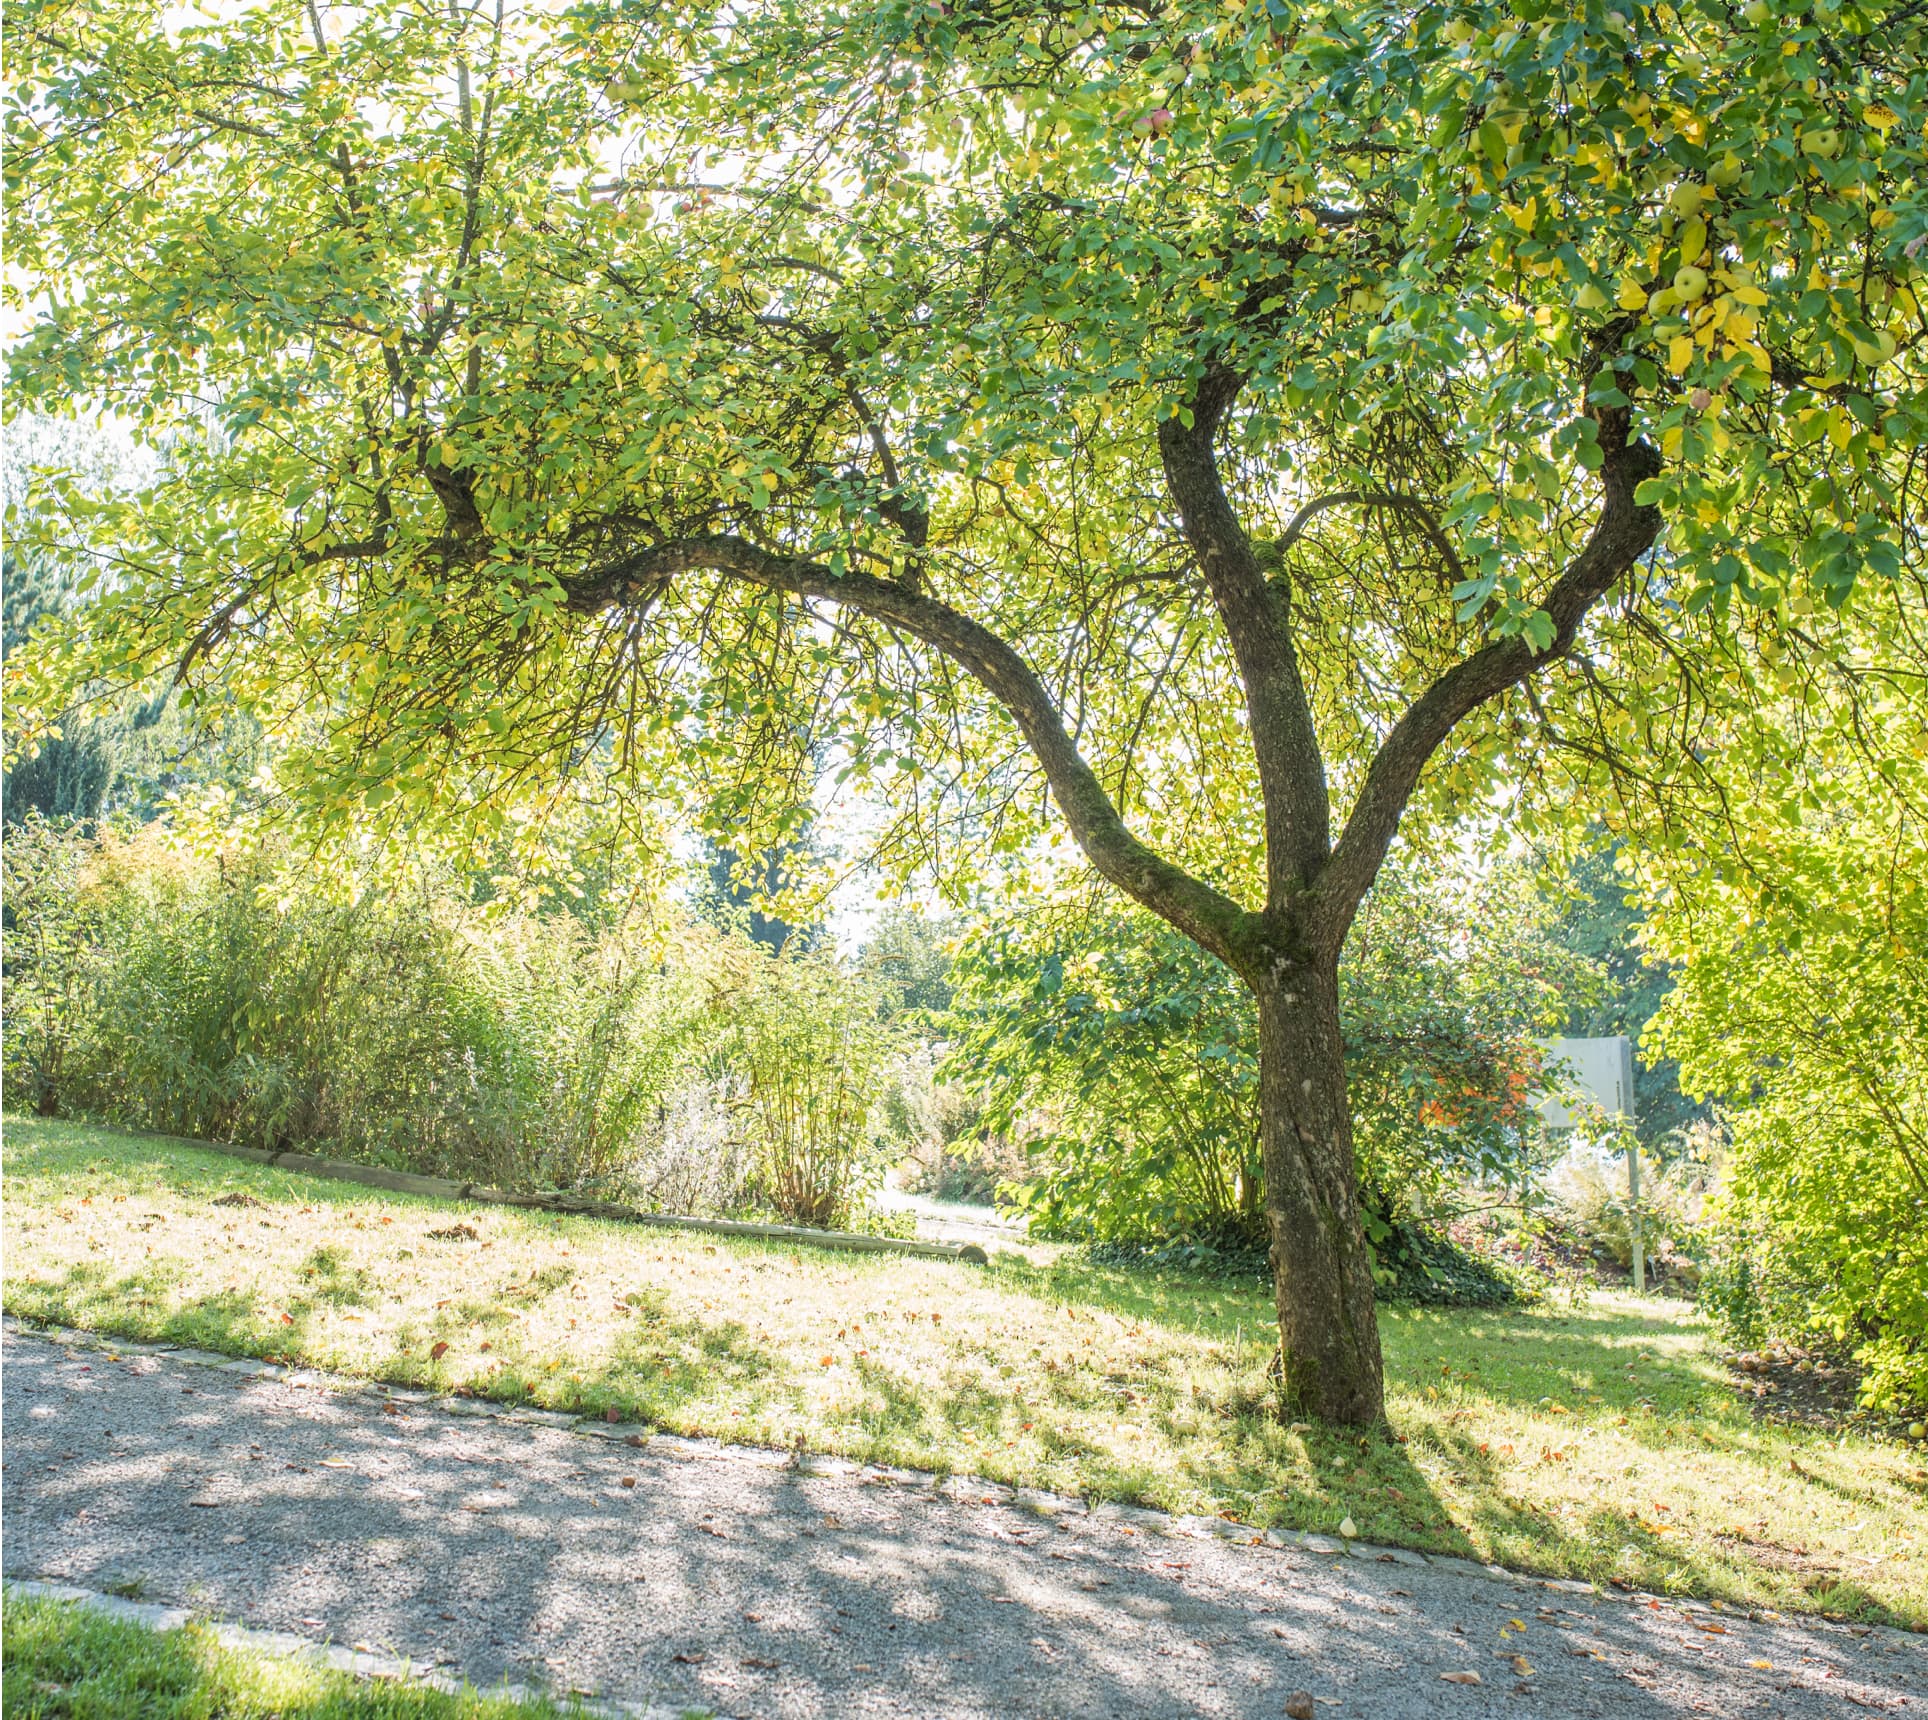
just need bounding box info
[946,861,1585,1250]
[1544,1138,1711,1283]
[1646,816,1928,1413]
[710,945,899,1226]
[0,819,751,1199]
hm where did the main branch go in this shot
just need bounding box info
[1158,364,1334,908]
[562,538,1263,966]
[1310,410,1663,953]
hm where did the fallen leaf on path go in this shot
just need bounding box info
[1748,1659,1772,1670]
[319,1458,353,1469]
[1509,1655,1533,1676]
[741,1657,778,1670]
[1440,1671,1482,1685]
[1284,1692,1315,1720]
[672,1651,705,1664]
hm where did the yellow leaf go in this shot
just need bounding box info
[1668,335,1695,374]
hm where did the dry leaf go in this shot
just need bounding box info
[430,1341,450,1361]
[1510,1655,1532,1676]
[672,1651,705,1665]
[1440,1671,1482,1685]
[1285,1692,1316,1720]
[741,1657,778,1670]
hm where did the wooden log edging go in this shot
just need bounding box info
[170,1137,990,1265]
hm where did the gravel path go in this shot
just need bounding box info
[4,1325,1922,1718]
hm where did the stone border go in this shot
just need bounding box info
[116,1128,990,1265]
[3,1575,699,1719]
[8,1312,1865,1640]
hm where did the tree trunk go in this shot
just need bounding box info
[1255,956,1386,1426]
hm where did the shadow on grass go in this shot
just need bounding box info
[9,1113,1918,1629]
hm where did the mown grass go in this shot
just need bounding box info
[0,1592,642,1720]
[6,1115,1925,1629]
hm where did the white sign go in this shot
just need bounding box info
[1537,1035,1635,1128]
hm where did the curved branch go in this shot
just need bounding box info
[1310,415,1664,954]
[563,538,1263,967]
[1274,490,1466,587]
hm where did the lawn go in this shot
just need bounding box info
[6,1115,1924,1629]
[0,1591,619,1720]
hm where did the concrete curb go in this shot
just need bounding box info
[4,1313,1836,1635]
[139,1130,990,1265]
[2,1575,700,1718]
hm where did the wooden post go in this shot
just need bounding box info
[1627,1139,1645,1295]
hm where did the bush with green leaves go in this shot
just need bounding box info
[948,862,1588,1256]
[1,818,895,1214]
[0,813,105,1115]
[708,944,901,1227]
[1648,818,1928,1412]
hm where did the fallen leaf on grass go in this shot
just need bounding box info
[430,1342,450,1361]
[1440,1671,1482,1685]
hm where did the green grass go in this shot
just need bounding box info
[0,1592,628,1719]
[6,1115,1926,1629]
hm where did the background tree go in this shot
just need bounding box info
[8,0,1924,1422]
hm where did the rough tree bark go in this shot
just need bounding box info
[563,378,1661,1426]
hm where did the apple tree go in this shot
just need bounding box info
[7,0,1925,1421]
